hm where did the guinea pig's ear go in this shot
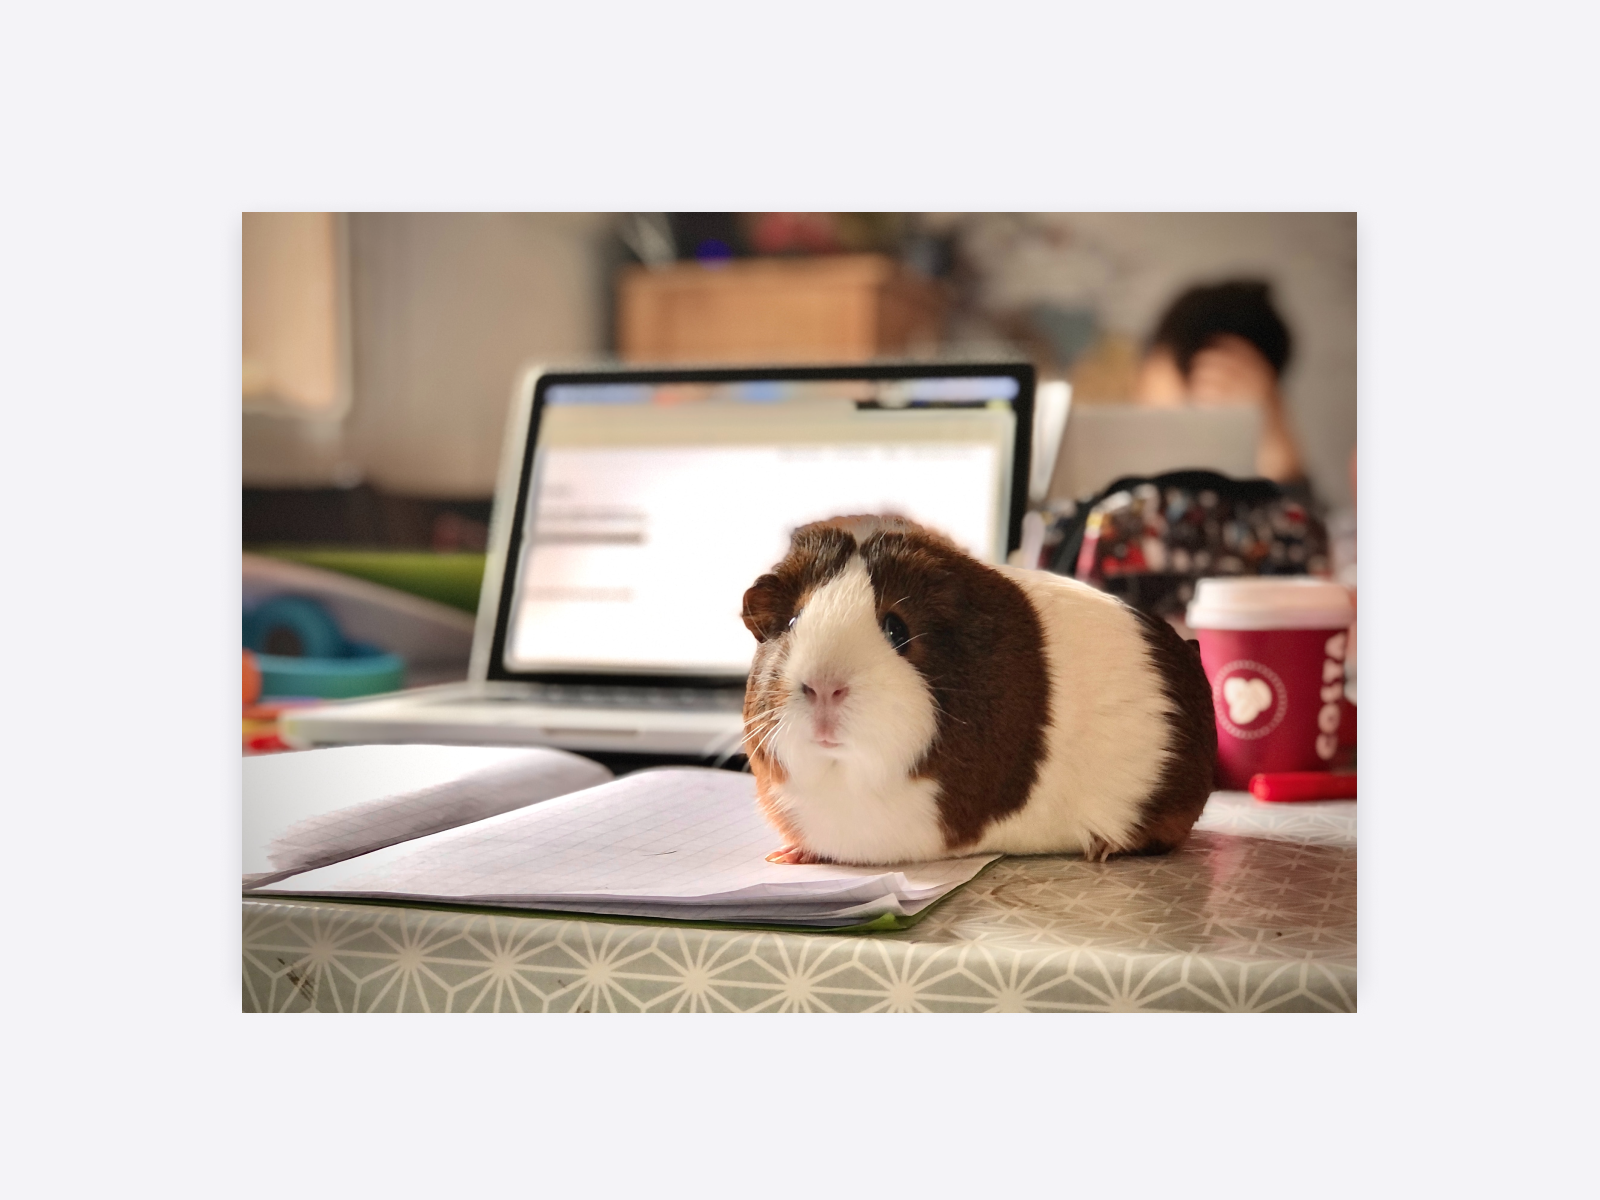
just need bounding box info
[741,574,794,643]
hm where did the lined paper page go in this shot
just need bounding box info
[254,768,997,924]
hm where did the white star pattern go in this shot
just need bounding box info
[243,793,1355,1012]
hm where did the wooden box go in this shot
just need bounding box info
[617,253,944,364]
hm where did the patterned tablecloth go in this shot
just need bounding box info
[242,791,1355,1013]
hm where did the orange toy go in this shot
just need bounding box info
[243,649,262,706]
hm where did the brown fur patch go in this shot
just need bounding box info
[852,523,1052,852]
[1117,609,1217,855]
[740,525,856,644]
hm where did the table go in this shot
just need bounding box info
[242,791,1355,1012]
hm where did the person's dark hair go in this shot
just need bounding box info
[1149,280,1293,378]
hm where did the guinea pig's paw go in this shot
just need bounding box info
[766,844,826,865]
[1081,833,1117,864]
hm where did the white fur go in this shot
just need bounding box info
[970,568,1173,856]
[765,557,946,864]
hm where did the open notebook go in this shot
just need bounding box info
[242,744,615,888]
[244,747,997,929]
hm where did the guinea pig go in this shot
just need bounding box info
[739,514,1216,866]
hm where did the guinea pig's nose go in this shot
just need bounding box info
[800,681,850,707]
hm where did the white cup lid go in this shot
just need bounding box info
[1186,576,1354,631]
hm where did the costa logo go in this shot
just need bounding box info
[1315,631,1348,761]
[1213,660,1288,740]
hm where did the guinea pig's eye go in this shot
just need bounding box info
[880,611,911,654]
[787,610,801,633]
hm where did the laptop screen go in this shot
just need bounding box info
[493,368,1031,680]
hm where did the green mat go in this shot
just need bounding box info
[250,548,486,614]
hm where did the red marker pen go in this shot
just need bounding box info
[1248,772,1357,802]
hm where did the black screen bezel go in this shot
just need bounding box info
[485,360,1036,687]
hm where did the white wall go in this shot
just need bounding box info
[348,212,610,496]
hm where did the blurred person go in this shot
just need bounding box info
[1133,280,1307,489]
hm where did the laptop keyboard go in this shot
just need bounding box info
[457,683,747,712]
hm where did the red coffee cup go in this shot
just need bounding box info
[1186,578,1355,790]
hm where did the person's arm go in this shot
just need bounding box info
[1186,336,1306,483]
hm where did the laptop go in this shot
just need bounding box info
[281,361,1036,759]
[1048,403,1262,502]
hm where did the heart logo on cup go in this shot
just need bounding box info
[1223,676,1274,725]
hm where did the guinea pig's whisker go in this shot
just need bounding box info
[746,719,787,759]
[919,682,970,697]
[927,693,972,727]
[742,716,780,747]
[742,707,781,736]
